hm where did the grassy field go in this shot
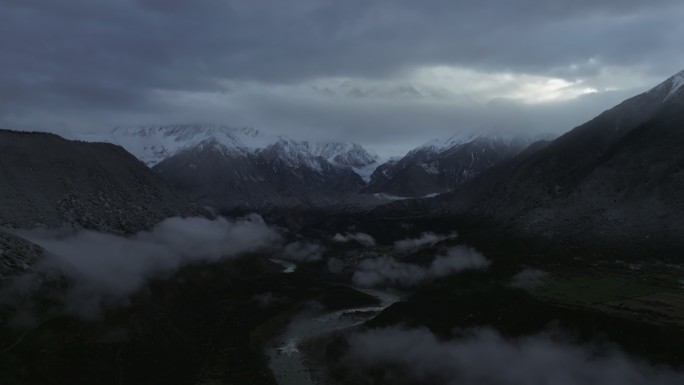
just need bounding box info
[529,275,670,305]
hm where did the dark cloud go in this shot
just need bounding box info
[1,0,682,149]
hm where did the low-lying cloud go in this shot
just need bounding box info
[510,268,550,289]
[344,326,684,385]
[332,232,376,247]
[281,241,325,263]
[394,232,458,253]
[352,246,489,287]
[327,257,345,274]
[13,215,281,317]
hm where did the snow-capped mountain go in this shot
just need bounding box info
[653,69,684,103]
[311,142,378,168]
[364,132,544,197]
[102,124,379,174]
[97,124,380,209]
[103,125,264,166]
[416,132,483,154]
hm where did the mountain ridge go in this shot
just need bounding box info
[99,124,380,170]
[364,132,544,197]
[0,129,201,234]
[418,69,684,255]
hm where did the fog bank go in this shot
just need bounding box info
[345,326,684,385]
[332,232,376,247]
[353,246,490,287]
[15,215,281,317]
[394,232,458,253]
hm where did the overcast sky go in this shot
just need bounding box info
[2,0,683,155]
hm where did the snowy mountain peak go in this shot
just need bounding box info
[312,142,378,168]
[104,124,275,166]
[414,131,546,155]
[262,139,326,172]
[417,132,482,153]
[665,71,684,101]
[650,69,684,102]
[90,125,379,177]
[258,138,379,173]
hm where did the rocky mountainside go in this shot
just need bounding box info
[437,70,684,254]
[98,125,379,210]
[364,133,537,197]
[0,130,200,234]
[0,230,44,280]
[153,136,372,210]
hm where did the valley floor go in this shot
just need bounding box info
[3,214,684,385]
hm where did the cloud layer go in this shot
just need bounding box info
[2,1,683,153]
[352,246,490,287]
[281,241,325,263]
[344,326,684,385]
[14,215,281,317]
[332,232,376,247]
[393,232,458,253]
[510,268,550,289]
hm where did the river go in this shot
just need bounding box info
[266,285,402,385]
[270,258,298,273]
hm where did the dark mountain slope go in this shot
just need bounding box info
[0,230,44,280]
[152,139,269,209]
[437,71,684,253]
[0,130,199,234]
[364,135,533,197]
[153,139,368,210]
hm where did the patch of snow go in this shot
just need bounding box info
[277,338,300,355]
[81,125,274,166]
[270,258,297,273]
[353,161,382,183]
[420,161,440,175]
[372,193,411,201]
[312,142,377,166]
[414,130,539,155]
[665,71,684,102]
[418,132,481,153]
[421,192,442,198]
[372,191,443,200]
[79,125,378,172]
[267,139,326,172]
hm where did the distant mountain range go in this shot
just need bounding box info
[104,125,378,169]
[95,125,381,209]
[90,125,540,209]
